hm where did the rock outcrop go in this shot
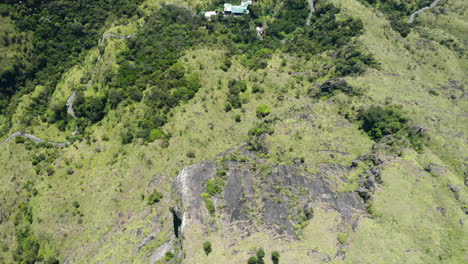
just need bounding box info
[173,150,366,242]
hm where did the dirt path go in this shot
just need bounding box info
[306,0,315,26]
[1,132,70,147]
[407,0,441,23]
[102,32,136,40]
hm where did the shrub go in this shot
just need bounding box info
[248,256,258,264]
[256,104,270,118]
[149,128,164,141]
[206,179,223,196]
[201,193,215,215]
[164,251,174,261]
[15,136,26,144]
[203,241,212,255]
[147,190,163,205]
[226,80,247,110]
[337,232,349,244]
[358,105,407,140]
[72,201,80,208]
[247,121,275,153]
[121,128,134,144]
[256,248,265,264]
[271,251,280,264]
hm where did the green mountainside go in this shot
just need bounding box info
[0,0,466,263]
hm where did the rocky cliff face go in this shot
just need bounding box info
[173,148,367,253]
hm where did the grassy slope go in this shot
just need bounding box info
[0,0,466,263]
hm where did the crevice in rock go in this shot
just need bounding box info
[171,207,182,238]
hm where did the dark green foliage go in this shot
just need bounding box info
[72,201,80,209]
[12,203,38,264]
[247,120,275,153]
[202,193,216,215]
[121,128,134,144]
[255,104,271,118]
[248,256,258,264]
[271,251,280,264]
[44,257,60,264]
[115,5,204,141]
[221,57,232,71]
[268,0,309,38]
[12,202,59,263]
[226,80,247,111]
[74,93,106,122]
[333,46,377,77]
[203,241,212,255]
[248,121,275,137]
[358,105,407,140]
[315,79,363,98]
[164,251,174,261]
[285,4,364,55]
[256,248,265,264]
[206,178,224,196]
[1,0,142,122]
[360,0,433,37]
[147,190,163,205]
[357,105,428,151]
[390,17,410,38]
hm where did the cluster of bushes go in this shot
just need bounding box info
[203,241,212,255]
[114,5,205,143]
[358,105,408,140]
[311,79,365,99]
[246,248,280,264]
[247,119,275,153]
[267,0,309,39]
[73,93,106,123]
[225,80,247,111]
[357,105,428,152]
[255,104,271,118]
[29,148,59,176]
[360,0,433,37]
[13,203,59,264]
[147,190,164,205]
[285,4,364,54]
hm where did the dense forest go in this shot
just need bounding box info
[0,0,142,133]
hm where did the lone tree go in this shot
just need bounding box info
[256,248,265,264]
[247,256,258,264]
[203,241,212,255]
[256,104,271,118]
[271,251,280,264]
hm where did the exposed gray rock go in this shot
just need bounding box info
[173,161,217,231]
[436,207,446,217]
[149,241,173,264]
[173,155,366,241]
[426,164,449,177]
[449,185,461,193]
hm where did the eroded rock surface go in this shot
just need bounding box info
[173,151,366,240]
